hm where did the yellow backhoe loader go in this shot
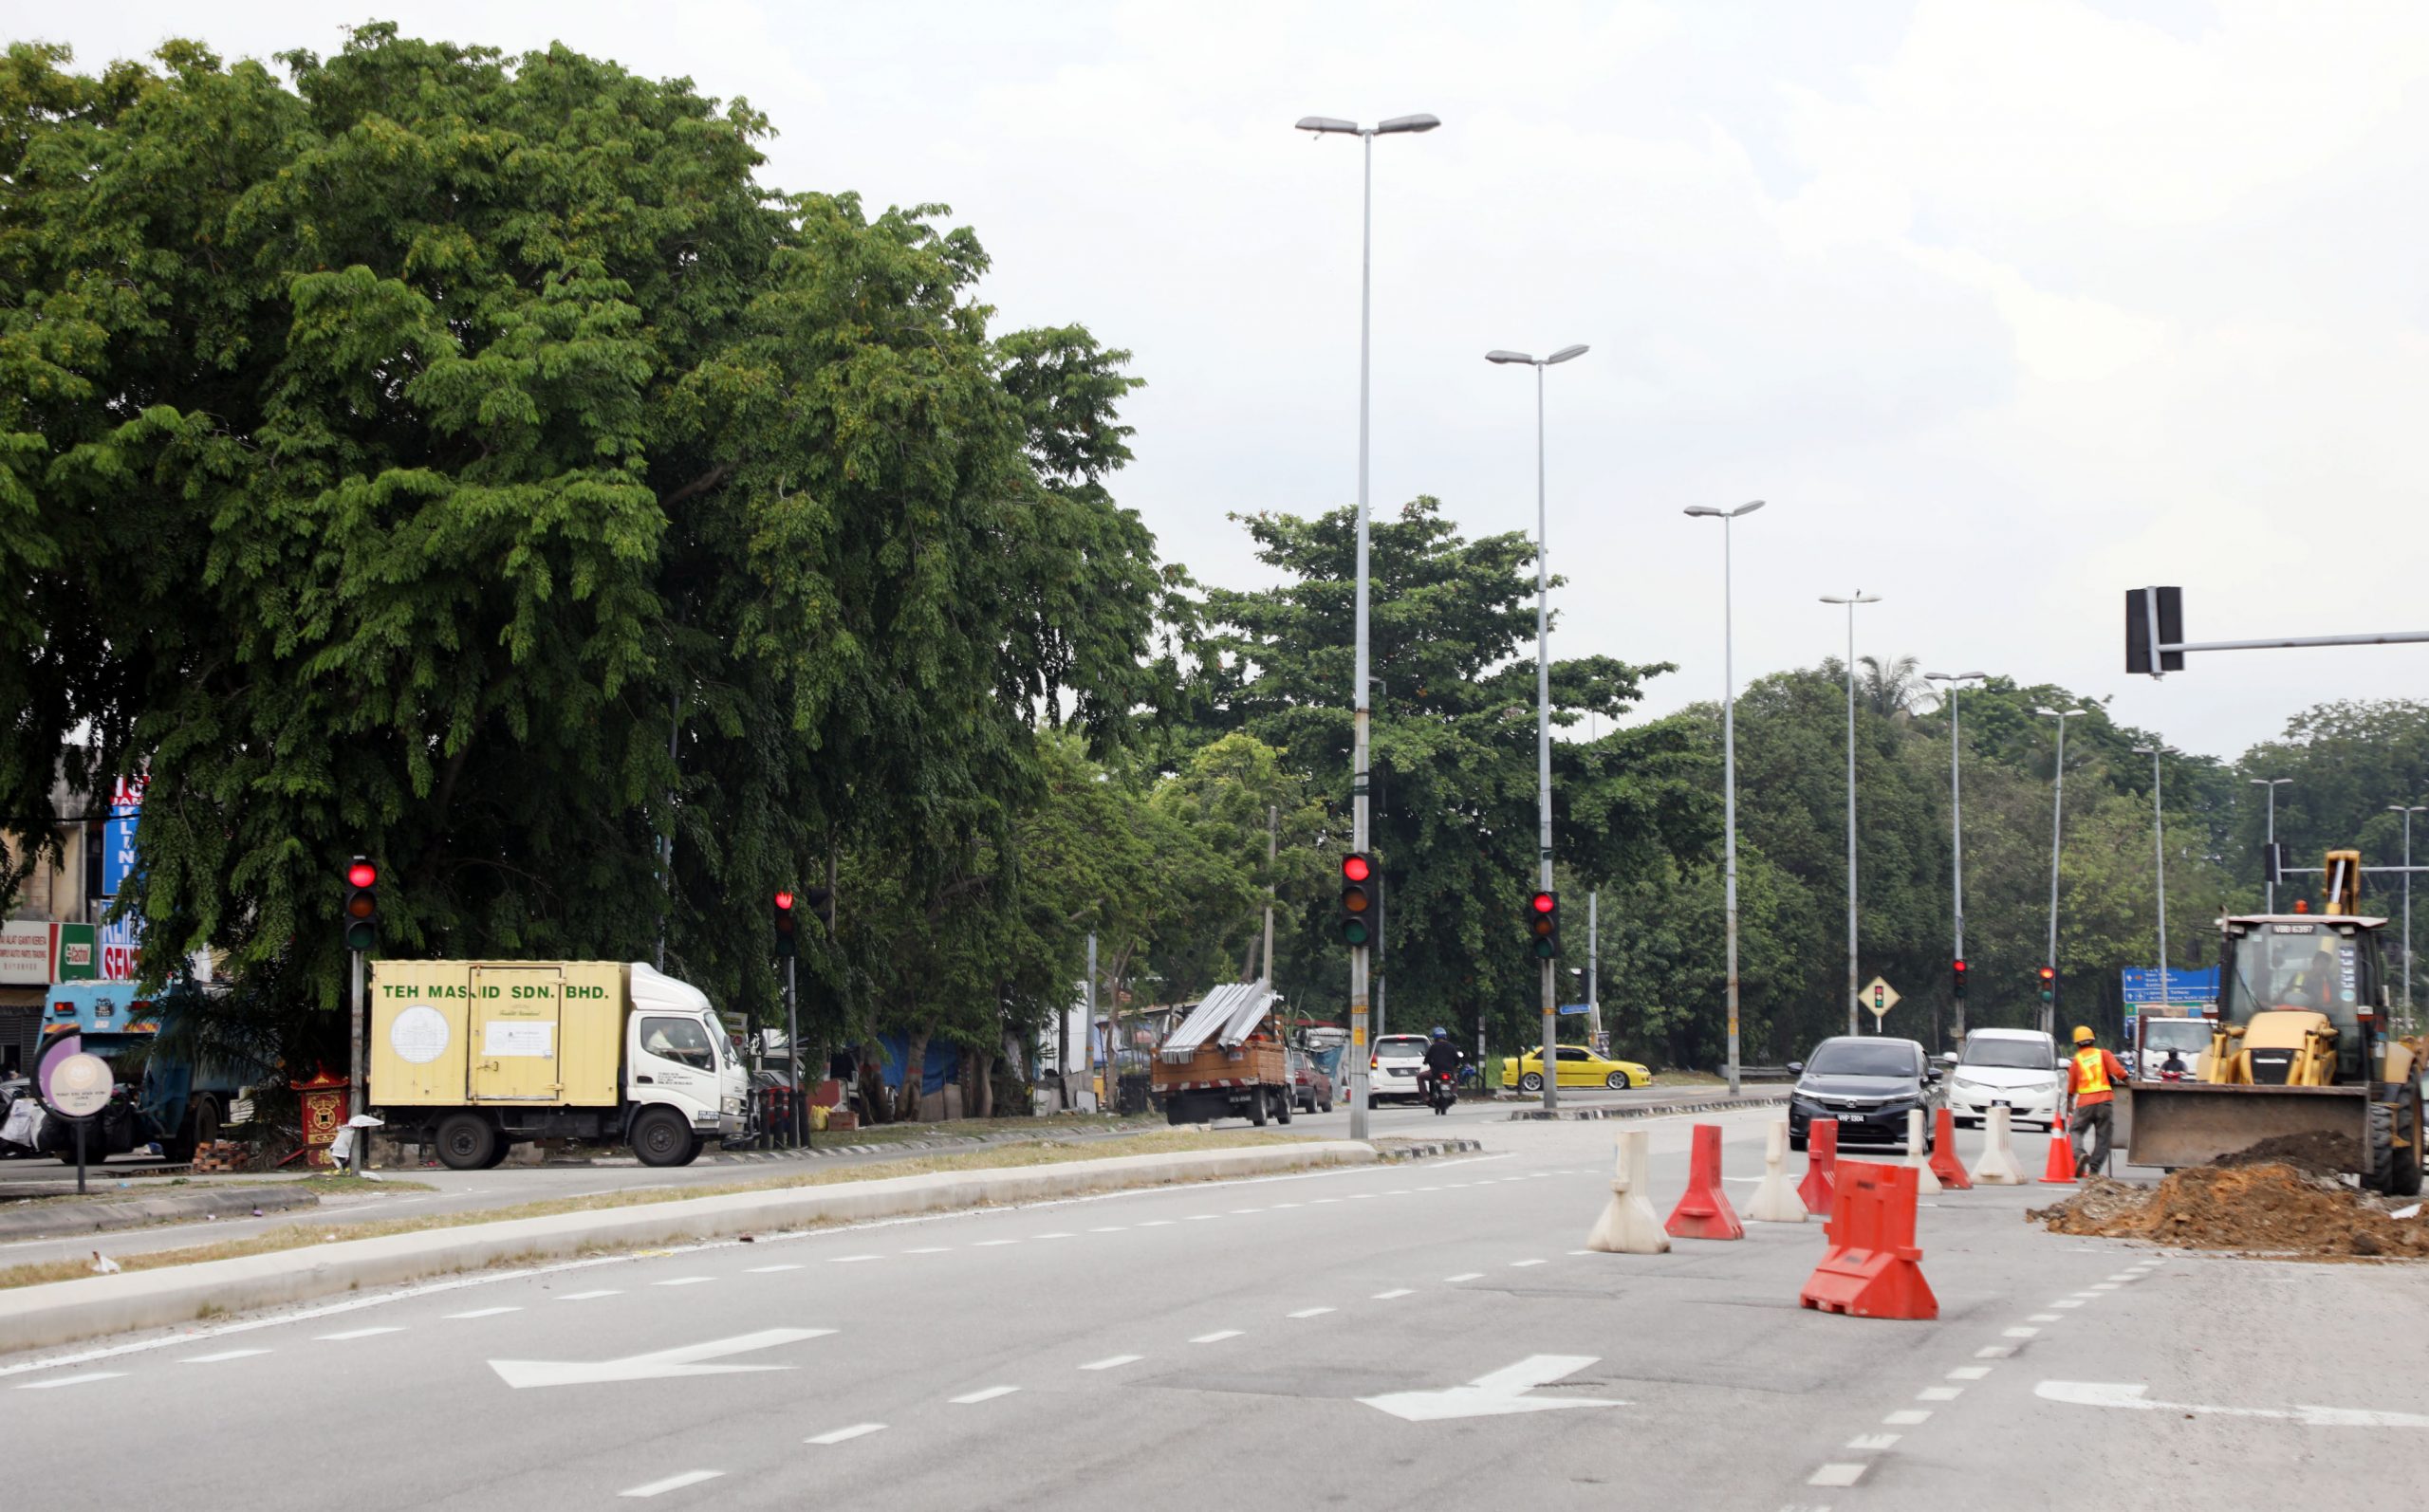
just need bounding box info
[2127,850,2424,1195]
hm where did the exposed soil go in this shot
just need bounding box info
[2208,1131,2364,1179]
[2030,1163,2429,1259]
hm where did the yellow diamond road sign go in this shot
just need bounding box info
[1863,976,1900,1020]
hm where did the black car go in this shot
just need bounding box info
[1787,1036,1942,1152]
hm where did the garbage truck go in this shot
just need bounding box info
[2127,851,2424,1196]
[17,981,241,1163]
[369,960,749,1170]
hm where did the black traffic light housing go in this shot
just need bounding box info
[1339,854,1376,948]
[803,885,835,931]
[2037,965,2057,1005]
[1527,891,1559,960]
[1953,958,1968,1000]
[343,857,379,953]
[2124,586,2184,675]
[774,890,799,958]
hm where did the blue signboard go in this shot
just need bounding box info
[101,817,139,898]
[2121,968,2217,1005]
[1557,1003,1592,1016]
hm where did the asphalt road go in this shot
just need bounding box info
[8,1107,2423,1509]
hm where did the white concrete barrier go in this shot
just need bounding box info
[1970,1104,2025,1185]
[1906,1108,1942,1194]
[1585,1128,1671,1254]
[1746,1116,1808,1223]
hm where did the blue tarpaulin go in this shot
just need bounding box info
[867,1032,962,1095]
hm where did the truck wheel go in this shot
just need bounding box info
[633,1107,696,1167]
[2396,1098,2425,1199]
[435,1113,499,1171]
[2366,1101,2402,1194]
[1247,1092,1268,1128]
[1166,1102,1186,1126]
[1273,1088,1292,1125]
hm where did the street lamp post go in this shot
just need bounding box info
[2251,777,2291,914]
[1821,592,1883,1035]
[1923,671,1988,1043]
[1298,110,1438,1141]
[2391,804,2424,1028]
[2033,706,2088,1036]
[2133,744,2169,1010]
[1687,501,1766,1093]
[1489,341,1590,1112]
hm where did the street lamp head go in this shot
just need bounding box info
[1546,343,1590,364]
[1683,506,1722,517]
[2132,746,2157,755]
[2033,707,2087,719]
[1924,670,1989,682]
[2251,777,2292,787]
[1376,113,1441,135]
[1485,349,1534,365]
[1295,116,1359,135]
[1820,592,1882,605]
[1729,499,1766,518]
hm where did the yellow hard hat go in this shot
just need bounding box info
[2072,1025,2095,1044]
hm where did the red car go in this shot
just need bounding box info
[1289,1051,1335,1115]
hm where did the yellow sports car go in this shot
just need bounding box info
[1501,1044,1651,1092]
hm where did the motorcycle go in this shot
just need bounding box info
[1421,1067,1457,1116]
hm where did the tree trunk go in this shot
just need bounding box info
[856,1041,889,1125]
[970,1047,995,1119]
[895,1027,930,1123]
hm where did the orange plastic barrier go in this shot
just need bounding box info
[2038,1123,2076,1185]
[1798,1158,1938,1320]
[1797,1117,1839,1218]
[1663,1123,1745,1240]
[1928,1107,1971,1190]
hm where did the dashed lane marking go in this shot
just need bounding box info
[1288,1308,1335,1319]
[746,1265,804,1274]
[1808,1464,1867,1488]
[1510,1260,1545,1268]
[1138,1220,1177,1227]
[1372,1289,1415,1300]
[1974,1346,2015,1359]
[1034,1233,1076,1240]
[2004,1327,2041,1338]
[620,1470,723,1498]
[974,1240,1019,1247]
[1192,1331,1243,1344]
[806,1424,885,1445]
[655,1277,715,1286]
[1080,1355,1142,1372]
[1186,1214,1222,1222]
[1884,1409,1932,1425]
[558,1290,621,1301]
[829,1255,883,1263]
[1919,1387,1963,1401]
[317,1327,404,1341]
[1845,1434,1899,1451]
[951,1386,1019,1404]
[2029,1314,2061,1323]
[16,1374,125,1390]
[181,1349,272,1364]
[1947,1367,1991,1381]
[448,1307,523,1318]
[903,1247,950,1255]
[1445,1272,1484,1282]
[1088,1226,1127,1233]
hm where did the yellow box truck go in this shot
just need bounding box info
[368,960,748,1170]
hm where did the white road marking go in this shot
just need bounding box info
[1361,1354,1626,1422]
[1034,1232,1076,1240]
[1975,1345,2016,1358]
[317,1327,404,1341]
[1845,1433,1899,1451]
[747,1265,805,1274]
[448,1306,524,1318]
[15,1374,125,1390]
[1138,1220,1176,1227]
[491,1327,835,1389]
[2087,1283,2120,1291]
[1088,1226,1127,1233]
[2105,1272,2139,1282]
[951,1386,1019,1404]
[1445,1272,1484,1282]
[903,1247,951,1255]
[1270,1202,1302,1209]
[806,1424,886,1445]
[1186,1214,1221,1222]
[2036,1380,2429,1427]
[1373,1288,1416,1300]
[181,1349,272,1364]
[1884,1409,1932,1425]
[1808,1464,1867,1487]
[2050,1300,2084,1308]
[1080,1355,1142,1371]
[1510,1259,1545,1268]
[1288,1307,1335,1318]
[559,1289,622,1301]
[2030,1314,2062,1323]
[1192,1331,1243,1344]
[1311,1198,1341,1205]
[655,1277,715,1286]
[621,1470,723,1498]
[1350,1194,1377,1201]
[2004,1326,2041,1338]
[974,1240,1020,1247]
[1919,1387,1963,1401]
[1230,1208,1265,1214]
[1947,1367,1991,1381]
[829,1255,883,1263]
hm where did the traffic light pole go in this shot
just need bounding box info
[1532,361,1557,1115]
[785,954,801,1149]
[349,947,369,1173]
[1346,127,1376,1147]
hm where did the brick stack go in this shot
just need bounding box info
[189,1139,248,1173]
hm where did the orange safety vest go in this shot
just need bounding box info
[2070,1047,2116,1105]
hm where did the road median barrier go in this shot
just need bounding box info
[1663,1124,1744,1240]
[1928,1107,1972,1190]
[0,1185,321,1244]
[1798,1158,1938,1320]
[1746,1116,1807,1223]
[1799,1118,1839,1217]
[0,1139,1390,1356]
[1970,1106,2024,1186]
[1584,1128,1668,1254]
[1905,1110,1942,1195]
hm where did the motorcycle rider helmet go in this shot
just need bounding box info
[1430,1025,1448,1040]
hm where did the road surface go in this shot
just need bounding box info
[7,1105,2422,1509]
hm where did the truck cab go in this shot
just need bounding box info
[31,981,235,1162]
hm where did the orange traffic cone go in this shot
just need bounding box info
[2037,1122,2076,1185]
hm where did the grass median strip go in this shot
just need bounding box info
[0,1129,1313,1291]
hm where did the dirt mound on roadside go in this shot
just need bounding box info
[2207,1131,2364,1179]
[2030,1163,2429,1259]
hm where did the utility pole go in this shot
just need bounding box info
[1924,672,1987,1042]
[1587,890,1601,1055]
[2392,804,2423,1030]
[1262,803,1278,982]
[2253,778,2291,913]
[2134,744,2170,1011]
[784,951,800,1147]
[1821,593,1882,1035]
[1690,501,1764,1089]
[1085,931,1099,1113]
[2035,706,2087,1037]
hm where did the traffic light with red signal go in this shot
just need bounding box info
[343,857,379,953]
[1953,958,1968,1000]
[774,890,799,958]
[1339,854,1376,947]
[1526,890,1559,961]
[2037,965,2057,1004]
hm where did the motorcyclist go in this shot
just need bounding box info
[1420,1027,1464,1113]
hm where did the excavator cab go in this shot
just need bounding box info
[2128,852,2422,1195]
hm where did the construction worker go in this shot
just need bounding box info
[2063,1025,2129,1178]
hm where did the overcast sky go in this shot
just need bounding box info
[29,1,2429,761]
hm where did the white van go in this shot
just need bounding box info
[2136,1014,2213,1081]
[1944,1027,2063,1132]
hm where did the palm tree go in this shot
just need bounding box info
[1859,655,1921,720]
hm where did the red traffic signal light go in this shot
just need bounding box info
[1526,891,1559,959]
[347,860,378,889]
[2037,964,2057,1002]
[343,855,379,953]
[774,891,799,958]
[1340,854,1376,947]
[1952,958,1968,999]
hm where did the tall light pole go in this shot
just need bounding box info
[2251,777,2291,914]
[2391,804,2423,1028]
[1821,593,1882,1035]
[1687,501,1766,1093]
[1923,671,1988,1043]
[2133,744,2169,1010]
[2033,706,2088,1036]
[1489,341,1590,1111]
[1298,110,1438,1140]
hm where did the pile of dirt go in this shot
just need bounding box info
[2208,1131,2364,1179]
[2030,1162,2429,1259]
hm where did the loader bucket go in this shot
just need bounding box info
[2124,1081,2371,1172]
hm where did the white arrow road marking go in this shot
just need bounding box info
[1361,1355,1626,1422]
[2037,1381,2429,1428]
[489,1327,835,1389]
